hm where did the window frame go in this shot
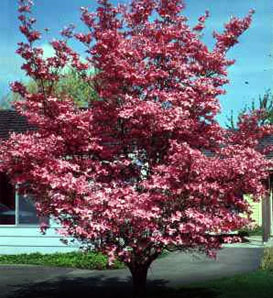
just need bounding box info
[0,184,45,228]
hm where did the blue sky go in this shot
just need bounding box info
[0,0,271,126]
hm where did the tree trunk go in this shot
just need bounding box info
[129,263,150,298]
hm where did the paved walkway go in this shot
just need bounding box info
[0,237,265,298]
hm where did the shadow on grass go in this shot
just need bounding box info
[5,275,165,298]
[5,269,273,298]
[146,287,219,298]
[5,275,218,298]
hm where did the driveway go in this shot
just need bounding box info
[0,240,264,298]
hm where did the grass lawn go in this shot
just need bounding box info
[147,270,273,298]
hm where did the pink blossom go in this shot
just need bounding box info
[0,0,269,295]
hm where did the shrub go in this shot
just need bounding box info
[0,251,124,270]
[260,247,273,271]
[239,225,263,237]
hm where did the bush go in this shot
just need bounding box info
[0,251,124,270]
[239,225,263,237]
[260,247,273,271]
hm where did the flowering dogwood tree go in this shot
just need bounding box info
[1,0,272,296]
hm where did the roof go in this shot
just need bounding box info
[0,110,33,140]
[258,134,273,159]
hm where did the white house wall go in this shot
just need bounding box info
[0,219,79,254]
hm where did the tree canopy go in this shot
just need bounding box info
[0,1,272,296]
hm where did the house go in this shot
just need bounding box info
[0,110,79,254]
[0,110,272,255]
[258,134,273,242]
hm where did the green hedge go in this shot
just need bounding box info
[0,251,124,270]
[260,247,273,271]
[239,225,263,237]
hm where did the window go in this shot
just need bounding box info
[0,173,15,225]
[0,173,41,226]
[18,194,40,225]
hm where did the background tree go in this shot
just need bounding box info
[0,93,12,110]
[227,90,273,129]
[1,1,272,297]
[0,68,97,109]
